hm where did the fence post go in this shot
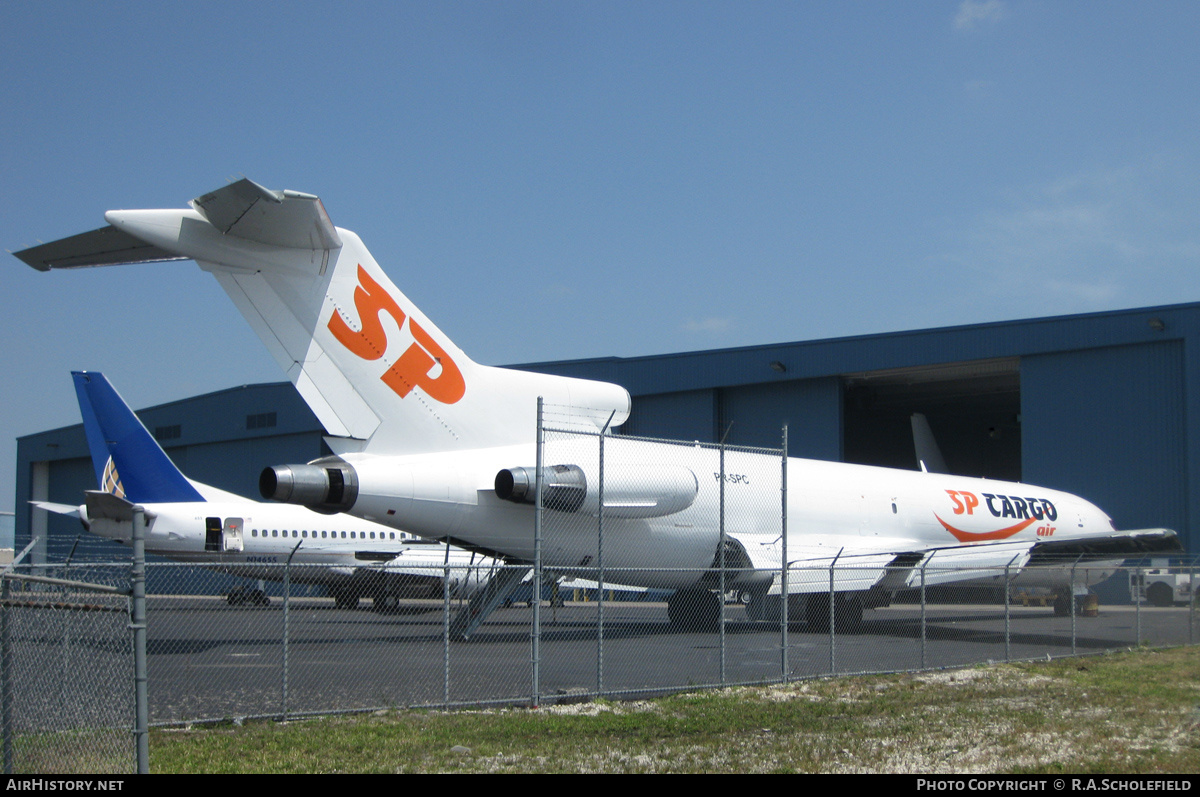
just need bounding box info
[920,558,928,670]
[1190,562,1196,646]
[1004,560,1012,663]
[532,397,544,708]
[2,570,12,774]
[1069,559,1079,656]
[719,438,726,686]
[1135,564,1142,646]
[443,542,452,709]
[131,505,149,775]
[828,549,842,676]
[780,425,788,683]
[282,541,302,721]
[597,412,614,697]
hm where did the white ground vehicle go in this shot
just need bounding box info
[1130,560,1196,607]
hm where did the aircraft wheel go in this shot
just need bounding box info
[226,588,245,607]
[1053,591,1075,616]
[667,589,721,631]
[744,591,791,622]
[1146,582,1174,608]
[251,589,270,607]
[744,590,768,621]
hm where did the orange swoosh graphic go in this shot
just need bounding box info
[934,514,1037,543]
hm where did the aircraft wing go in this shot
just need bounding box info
[734,525,1182,596]
[1026,527,1180,561]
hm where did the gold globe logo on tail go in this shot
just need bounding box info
[102,456,126,498]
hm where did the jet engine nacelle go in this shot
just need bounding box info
[495,463,699,519]
[260,458,359,515]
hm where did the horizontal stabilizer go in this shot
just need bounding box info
[14,226,188,271]
[29,501,81,518]
[84,490,155,522]
[192,178,341,250]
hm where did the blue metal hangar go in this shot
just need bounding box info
[15,302,1197,562]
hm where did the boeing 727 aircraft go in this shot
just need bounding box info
[36,370,501,610]
[16,179,1181,630]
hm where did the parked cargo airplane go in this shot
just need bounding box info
[35,370,501,610]
[16,179,1181,629]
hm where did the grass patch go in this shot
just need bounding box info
[149,646,1200,773]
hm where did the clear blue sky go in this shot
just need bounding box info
[4,1,1200,519]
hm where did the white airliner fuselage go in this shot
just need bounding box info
[306,437,1124,594]
[81,497,491,599]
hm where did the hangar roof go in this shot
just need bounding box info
[513,301,1195,394]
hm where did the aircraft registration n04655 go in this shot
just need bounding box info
[15,178,1181,631]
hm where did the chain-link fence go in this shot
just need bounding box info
[4,552,1197,770]
[4,411,1197,771]
[2,563,134,774]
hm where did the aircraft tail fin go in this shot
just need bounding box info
[27,180,631,455]
[71,371,205,503]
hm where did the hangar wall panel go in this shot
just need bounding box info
[718,377,842,460]
[621,390,716,441]
[174,433,329,501]
[1021,341,1188,547]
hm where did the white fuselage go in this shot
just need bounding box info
[337,436,1121,591]
[82,499,498,593]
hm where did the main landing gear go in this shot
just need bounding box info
[742,589,864,632]
[668,588,866,633]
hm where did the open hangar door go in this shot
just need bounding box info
[841,357,1022,481]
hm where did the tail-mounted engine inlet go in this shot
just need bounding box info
[260,458,359,514]
[494,463,698,518]
[494,464,586,512]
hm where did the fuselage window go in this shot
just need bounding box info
[272,530,278,538]
[370,532,375,540]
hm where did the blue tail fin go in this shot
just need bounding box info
[71,371,205,503]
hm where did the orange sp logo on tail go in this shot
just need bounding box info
[328,265,466,404]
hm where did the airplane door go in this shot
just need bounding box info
[223,518,244,552]
[205,517,222,552]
